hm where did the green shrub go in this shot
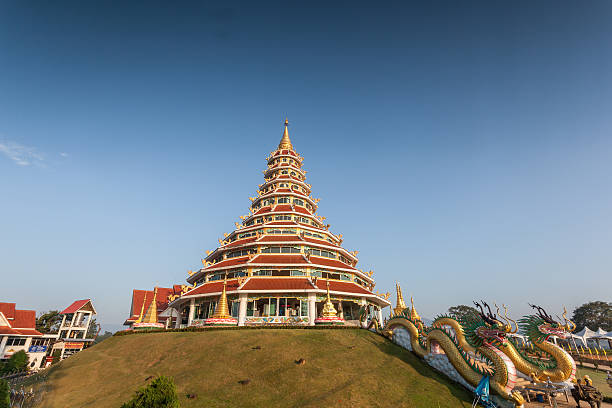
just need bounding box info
[0,379,9,408]
[51,349,62,364]
[121,376,180,408]
[0,350,29,375]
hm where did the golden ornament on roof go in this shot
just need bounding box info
[278,118,293,150]
[394,282,407,315]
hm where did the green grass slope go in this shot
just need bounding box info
[38,329,473,408]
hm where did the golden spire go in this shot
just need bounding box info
[394,282,407,315]
[278,118,293,150]
[135,291,147,323]
[321,279,338,318]
[142,287,159,324]
[410,296,421,321]
[211,275,231,319]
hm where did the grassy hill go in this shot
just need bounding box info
[36,328,473,408]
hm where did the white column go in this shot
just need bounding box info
[377,307,383,324]
[187,298,196,327]
[308,293,316,326]
[360,297,367,328]
[0,336,8,356]
[174,307,182,329]
[238,293,248,326]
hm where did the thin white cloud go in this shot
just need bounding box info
[0,141,45,167]
[60,152,69,157]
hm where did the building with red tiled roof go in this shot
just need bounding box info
[128,120,390,328]
[0,302,49,369]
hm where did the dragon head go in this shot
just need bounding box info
[461,301,512,348]
[519,304,575,342]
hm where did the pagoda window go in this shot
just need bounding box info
[277,197,290,203]
[253,269,272,276]
[281,170,288,174]
[291,171,296,176]
[311,270,323,278]
[247,300,255,317]
[280,246,301,254]
[274,215,292,221]
[209,273,223,281]
[282,158,287,162]
[246,220,254,226]
[290,270,306,276]
[281,229,296,234]
[231,301,239,318]
[340,273,352,281]
[323,272,340,280]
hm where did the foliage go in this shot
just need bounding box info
[120,376,180,408]
[571,301,612,332]
[36,310,62,334]
[87,318,101,339]
[448,305,478,321]
[0,379,9,408]
[0,350,29,375]
[51,349,62,364]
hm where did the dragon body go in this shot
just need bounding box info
[383,305,525,407]
[498,305,576,383]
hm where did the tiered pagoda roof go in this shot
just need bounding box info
[167,119,388,309]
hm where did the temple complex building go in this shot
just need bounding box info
[132,120,391,328]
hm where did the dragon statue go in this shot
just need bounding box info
[496,304,576,383]
[382,301,525,407]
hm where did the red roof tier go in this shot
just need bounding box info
[315,280,373,295]
[250,254,306,264]
[0,303,16,320]
[240,278,315,291]
[61,299,91,314]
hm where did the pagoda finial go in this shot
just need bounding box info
[211,274,231,319]
[278,118,293,150]
[142,287,159,324]
[135,291,147,323]
[321,279,338,318]
[410,295,421,321]
[393,282,407,316]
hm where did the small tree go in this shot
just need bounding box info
[0,350,28,375]
[571,301,612,332]
[36,310,62,334]
[448,305,478,320]
[51,349,62,364]
[121,376,180,408]
[0,379,9,408]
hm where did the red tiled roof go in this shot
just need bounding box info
[309,256,354,270]
[0,326,18,335]
[257,235,303,242]
[315,280,373,295]
[14,328,43,336]
[225,236,257,248]
[266,221,295,225]
[184,281,240,296]
[273,204,293,212]
[206,257,249,269]
[240,278,315,291]
[275,188,291,193]
[253,207,270,216]
[128,287,179,320]
[250,254,306,264]
[302,237,338,247]
[294,207,311,215]
[0,303,16,320]
[12,309,36,329]
[61,299,91,314]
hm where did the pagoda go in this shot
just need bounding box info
[165,119,390,327]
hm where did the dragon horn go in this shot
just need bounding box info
[474,301,485,316]
[562,306,576,332]
[482,301,496,319]
[495,303,511,332]
[502,304,518,334]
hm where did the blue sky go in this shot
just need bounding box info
[1,1,611,332]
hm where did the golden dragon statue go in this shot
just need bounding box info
[495,303,576,383]
[380,301,525,407]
